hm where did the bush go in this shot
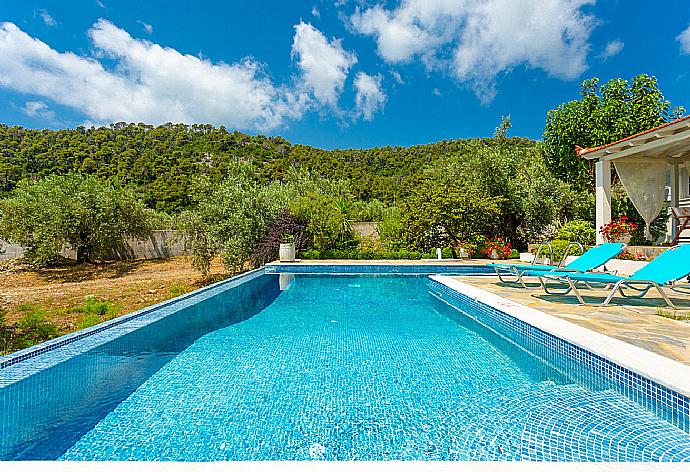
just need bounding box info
[169,283,191,298]
[15,305,59,349]
[290,193,356,252]
[542,239,585,264]
[81,295,118,317]
[402,182,504,251]
[349,199,387,221]
[301,248,423,260]
[76,296,118,329]
[377,207,407,251]
[177,173,290,275]
[251,210,306,266]
[557,220,595,245]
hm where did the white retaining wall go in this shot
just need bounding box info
[0,230,188,262]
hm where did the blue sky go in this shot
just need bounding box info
[2,0,690,149]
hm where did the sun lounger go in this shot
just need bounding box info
[534,244,690,308]
[487,242,625,288]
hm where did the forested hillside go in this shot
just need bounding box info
[0,122,534,212]
[0,73,679,273]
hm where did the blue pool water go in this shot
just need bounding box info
[2,273,690,461]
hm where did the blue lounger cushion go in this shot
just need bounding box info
[488,242,625,274]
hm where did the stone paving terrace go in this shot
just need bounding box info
[453,275,690,367]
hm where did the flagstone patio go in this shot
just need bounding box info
[454,276,690,366]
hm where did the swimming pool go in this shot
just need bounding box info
[1,267,689,461]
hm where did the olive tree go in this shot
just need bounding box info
[177,165,357,275]
[401,181,504,251]
[177,174,290,275]
[0,174,156,266]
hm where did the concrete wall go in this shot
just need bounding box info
[0,240,25,262]
[0,230,188,262]
[100,230,188,260]
[351,222,379,241]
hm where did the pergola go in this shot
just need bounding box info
[577,116,690,244]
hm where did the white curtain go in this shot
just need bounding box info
[613,157,668,239]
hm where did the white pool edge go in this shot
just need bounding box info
[430,275,690,398]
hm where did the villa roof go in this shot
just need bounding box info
[577,115,690,161]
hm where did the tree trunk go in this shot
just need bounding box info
[76,246,91,264]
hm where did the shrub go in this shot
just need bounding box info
[169,282,191,298]
[300,248,423,260]
[349,199,386,221]
[177,174,290,275]
[481,238,511,259]
[535,239,585,264]
[290,193,356,252]
[402,182,504,251]
[377,207,407,251]
[557,220,595,245]
[15,305,59,349]
[81,295,118,317]
[251,210,306,266]
[599,216,638,241]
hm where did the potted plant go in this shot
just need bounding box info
[600,216,638,244]
[279,234,296,262]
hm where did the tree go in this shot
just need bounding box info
[419,142,589,247]
[542,74,685,191]
[0,174,156,266]
[176,174,290,275]
[401,182,504,251]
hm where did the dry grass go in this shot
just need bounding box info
[655,307,690,321]
[0,257,228,333]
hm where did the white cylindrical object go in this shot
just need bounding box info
[436,248,442,260]
[279,243,296,262]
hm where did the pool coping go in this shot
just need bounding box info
[0,267,266,374]
[267,259,488,265]
[431,275,690,398]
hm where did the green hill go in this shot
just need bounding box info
[0,122,536,212]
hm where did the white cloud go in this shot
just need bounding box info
[311,6,320,18]
[37,9,57,27]
[291,21,357,107]
[598,39,623,60]
[0,20,308,131]
[137,20,153,35]
[351,0,595,103]
[353,72,386,120]
[678,24,690,55]
[432,87,442,96]
[21,101,55,120]
[391,70,405,84]
[96,0,106,8]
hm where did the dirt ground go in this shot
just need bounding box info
[0,257,228,332]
